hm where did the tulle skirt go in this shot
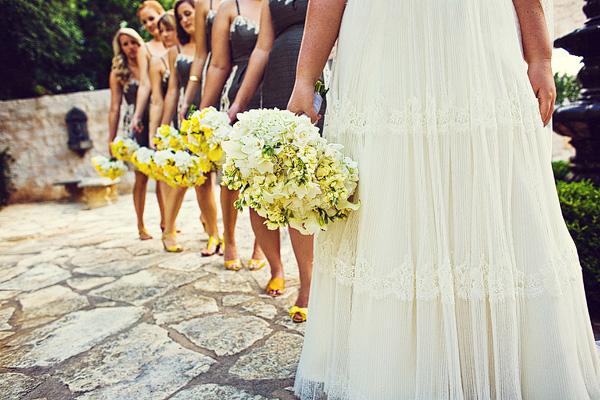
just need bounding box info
[294,0,600,399]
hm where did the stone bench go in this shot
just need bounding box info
[53,179,83,202]
[78,178,120,209]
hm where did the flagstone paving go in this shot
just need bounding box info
[0,192,303,400]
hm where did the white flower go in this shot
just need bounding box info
[222,108,360,234]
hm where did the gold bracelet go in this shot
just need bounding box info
[189,75,199,82]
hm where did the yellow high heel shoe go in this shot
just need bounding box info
[247,259,268,271]
[201,236,221,257]
[289,306,308,323]
[224,259,243,271]
[162,232,183,253]
[265,277,285,297]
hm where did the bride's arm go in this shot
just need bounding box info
[287,0,346,121]
[512,0,555,126]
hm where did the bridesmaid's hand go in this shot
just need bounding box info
[288,79,320,123]
[179,100,191,122]
[130,114,143,134]
[228,102,243,124]
[527,59,556,127]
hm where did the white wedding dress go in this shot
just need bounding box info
[294,1,600,399]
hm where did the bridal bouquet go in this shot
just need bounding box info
[91,156,127,180]
[151,149,208,187]
[222,109,360,235]
[153,124,185,151]
[110,136,140,162]
[179,107,231,170]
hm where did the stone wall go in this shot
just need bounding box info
[555,0,585,39]
[0,90,134,203]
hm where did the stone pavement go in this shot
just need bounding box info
[0,191,304,400]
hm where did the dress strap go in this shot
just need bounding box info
[210,0,213,10]
[161,56,168,69]
[176,45,181,54]
[235,0,241,15]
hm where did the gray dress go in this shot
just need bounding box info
[175,49,200,120]
[261,0,326,122]
[221,0,260,111]
[122,79,150,147]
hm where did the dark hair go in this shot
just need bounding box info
[174,0,195,45]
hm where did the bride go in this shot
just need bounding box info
[287,0,600,399]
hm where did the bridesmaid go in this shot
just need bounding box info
[130,0,169,234]
[107,28,153,240]
[131,0,167,130]
[180,0,221,117]
[228,0,326,322]
[160,0,221,255]
[148,12,179,141]
[197,0,265,271]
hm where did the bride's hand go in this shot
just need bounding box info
[527,59,556,127]
[288,79,320,123]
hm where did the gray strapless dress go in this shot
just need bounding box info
[123,79,150,147]
[222,1,260,111]
[262,0,326,126]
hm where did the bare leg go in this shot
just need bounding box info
[195,174,219,255]
[163,185,187,248]
[288,228,314,321]
[250,209,284,295]
[133,171,151,240]
[221,187,239,262]
[156,180,166,232]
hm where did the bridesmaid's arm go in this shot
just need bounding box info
[148,57,165,147]
[513,0,555,126]
[161,47,181,125]
[108,71,123,154]
[181,0,209,118]
[227,0,275,121]
[131,46,151,132]
[287,0,345,122]
[200,1,235,109]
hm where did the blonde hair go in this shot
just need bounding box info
[111,28,144,88]
[137,1,165,17]
[158,11,177,33]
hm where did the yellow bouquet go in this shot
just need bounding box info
[91,156,127,180]
[152,149,208,187]
[153,125,185,151]
[179,107,231,171]
[110,136,140,162]
[130,147,157,178]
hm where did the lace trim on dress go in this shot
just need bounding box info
[324,91,540,139]
[315,237,582,302]
[230,15,259,33]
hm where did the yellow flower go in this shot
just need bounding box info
[180,119,191,133]
[207,146,223,162]
[198,157,212,173]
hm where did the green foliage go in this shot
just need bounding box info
[552,160,571,182]
[554,72,581,106]
[0,0,86,99]
[0,148,15,208]
[0,0,174,100]
[555,177,600,317]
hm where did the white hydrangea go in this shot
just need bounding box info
[222,108,360,235]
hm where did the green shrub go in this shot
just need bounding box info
[556,179,600,317]
[0,148,15,208]
[552,160,571,182]
[554,72,581,106]
[0,0,174,100]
